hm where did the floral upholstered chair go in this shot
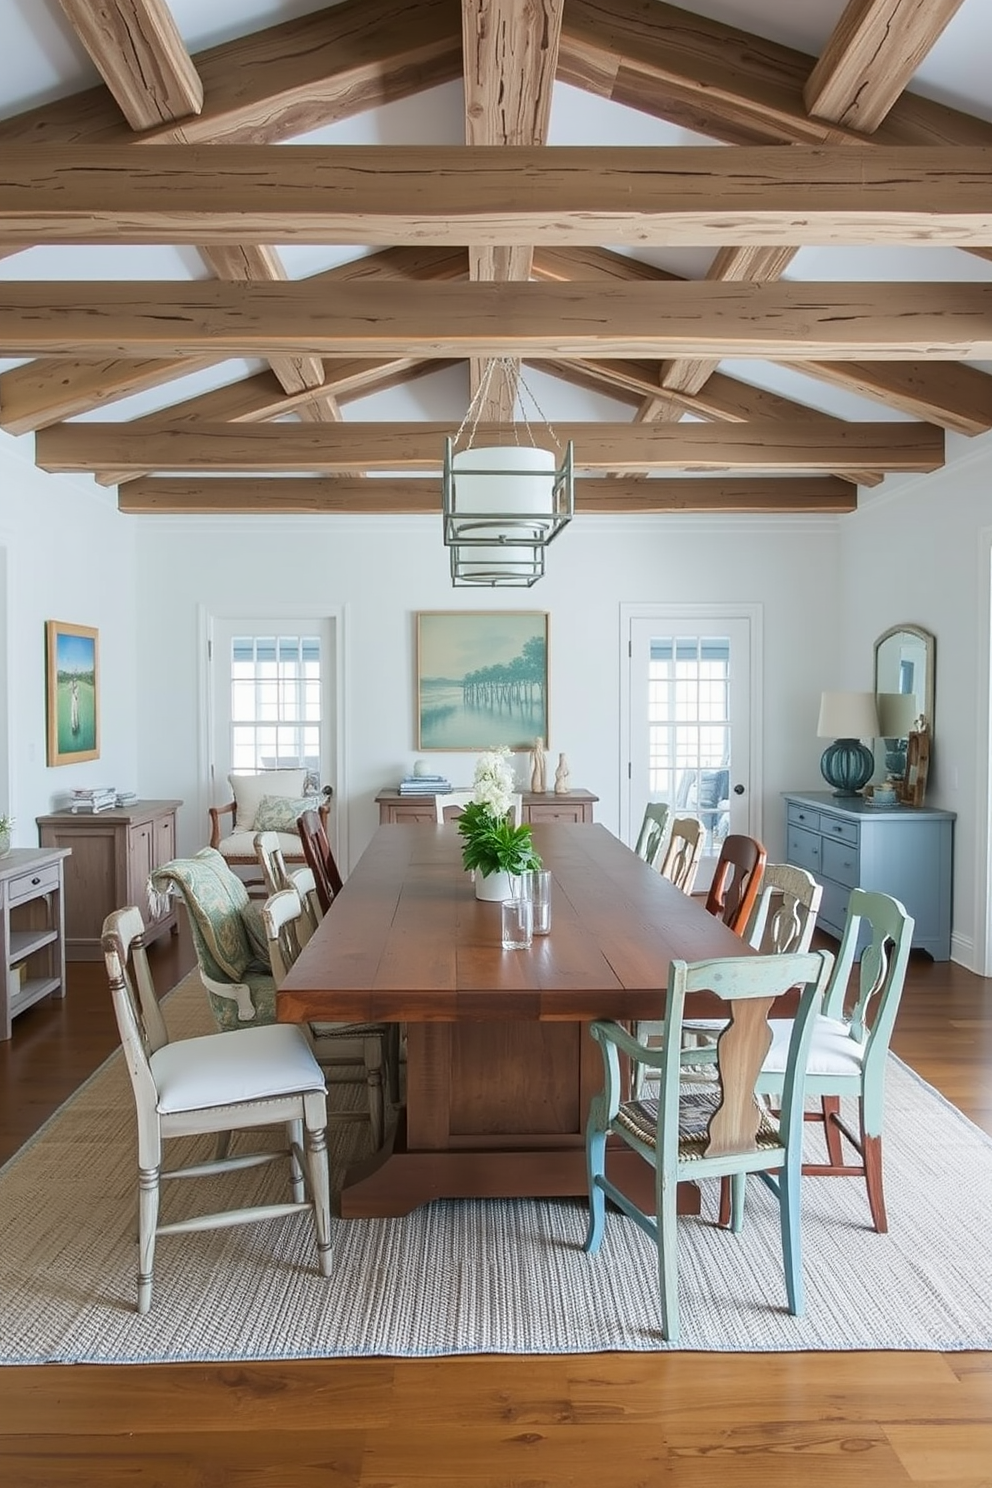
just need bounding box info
[149,847,276,1029]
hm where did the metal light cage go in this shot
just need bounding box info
[442,437,574,588]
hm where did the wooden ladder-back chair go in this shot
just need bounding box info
[633,801,672,870]
[704,833,767,935]
[297,809,344,914]
[658,816,705,895]
[254,830,291,897]
[583,949,834,1343]
[101,906,332,1314]
[262,888,399,1151]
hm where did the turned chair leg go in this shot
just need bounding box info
[862,1127,888,1233]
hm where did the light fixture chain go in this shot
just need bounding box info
[453,357,562,454]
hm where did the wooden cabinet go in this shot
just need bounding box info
[782,791,954,960]
[36,800,181,961]
[376,788,598,825]
[0,847,70,1039]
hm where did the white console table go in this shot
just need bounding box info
[783,791,954,960]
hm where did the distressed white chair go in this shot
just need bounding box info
[254,829,291,897]
[633,801,672,869]
[286,865,323,941]
[434,791,523,826]
[658,816,705,895]
[102,905,332,1315]
[583,949,834,1343]
[262,888,399,1151]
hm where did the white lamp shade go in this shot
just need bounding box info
[876,691,918,737]
[450,446,558,581]
[817,690,880,740]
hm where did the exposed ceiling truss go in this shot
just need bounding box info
[0,0,989,516]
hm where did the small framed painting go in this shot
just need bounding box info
[416,611,549,750]
[46,621,100,766]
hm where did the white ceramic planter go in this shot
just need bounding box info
[474,869,516,902]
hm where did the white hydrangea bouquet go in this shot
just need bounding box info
[457,746,542,881]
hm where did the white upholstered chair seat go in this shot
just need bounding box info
[217,830,303,861]
[762,1016,867,1080]
[150,1023,326,1114]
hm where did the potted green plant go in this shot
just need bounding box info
[457,748,541,901]
[0,812,13,858]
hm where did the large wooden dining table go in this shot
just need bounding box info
[277,822,753,1218]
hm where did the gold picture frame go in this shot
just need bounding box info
[46,620,100,766]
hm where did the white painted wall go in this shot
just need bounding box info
[838,427,992,970]
[133,512,841,869]
[0,431,139,844]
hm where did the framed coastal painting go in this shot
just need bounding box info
[416,611,549,750]
[46,621,100,766]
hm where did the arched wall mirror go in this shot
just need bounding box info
[873,624,935,781]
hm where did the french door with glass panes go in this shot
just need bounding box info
[210,618,333,798]
[624,608,757,891]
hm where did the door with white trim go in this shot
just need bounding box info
[624,607,757,891]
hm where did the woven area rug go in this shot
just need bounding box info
[2,970,991,1363]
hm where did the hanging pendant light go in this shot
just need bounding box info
[442,358,574,588]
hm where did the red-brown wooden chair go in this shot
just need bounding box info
[297,808,344,914]
[704,834,767,937]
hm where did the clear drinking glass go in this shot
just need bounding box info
[521,869,552,935]
[501,895,533,949]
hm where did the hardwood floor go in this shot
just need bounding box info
[1,935,990,1486]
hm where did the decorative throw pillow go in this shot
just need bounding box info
[229,769,307,831]
[253,794,311,834]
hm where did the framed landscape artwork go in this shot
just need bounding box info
[46,621,100,766]
[416,611,549,751]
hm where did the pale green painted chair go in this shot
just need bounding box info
[633,801,671,870]
[746,887,914,1234]
[583,949,834,1344]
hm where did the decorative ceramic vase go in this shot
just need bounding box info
[0,830,9,859]
[475,869,515,902]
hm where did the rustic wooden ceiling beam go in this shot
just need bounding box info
[530,245,992,434]
[56,0,204,131]
[558,0,992,149]
[0,0,462,149]
[95,358,453,486]
[535,358,881,486]
[3,281,990,359]
[2,146,991,247]
[35,420,943,475]
[119,474,856,515]
[804,0,967,134]
[0,247,468,435]
[462,0,563,408]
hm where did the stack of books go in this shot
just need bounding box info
[69,787,117,814]
[116,790,139,807]
[397,773,452,795]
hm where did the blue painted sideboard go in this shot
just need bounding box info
[783,791,955,960]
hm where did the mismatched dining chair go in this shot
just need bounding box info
[583,949,834,1343]
[633,801,671,870]
[658,815,705,895]
[286,864,323,942]
[297,808,344,914]
[435,791,523,826]
[739,887,914,1233]
[254,829,292,897]
[262,887,399,1151]
[102,905,332,1314]
[704,833,767,935]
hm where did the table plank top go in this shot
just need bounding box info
[277,823,750,1025]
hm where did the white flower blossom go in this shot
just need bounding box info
[472,746,514,821]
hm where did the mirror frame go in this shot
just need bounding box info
[873,623,935,732]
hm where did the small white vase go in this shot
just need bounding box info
[474,869,515,902]
[0,831,9,859]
